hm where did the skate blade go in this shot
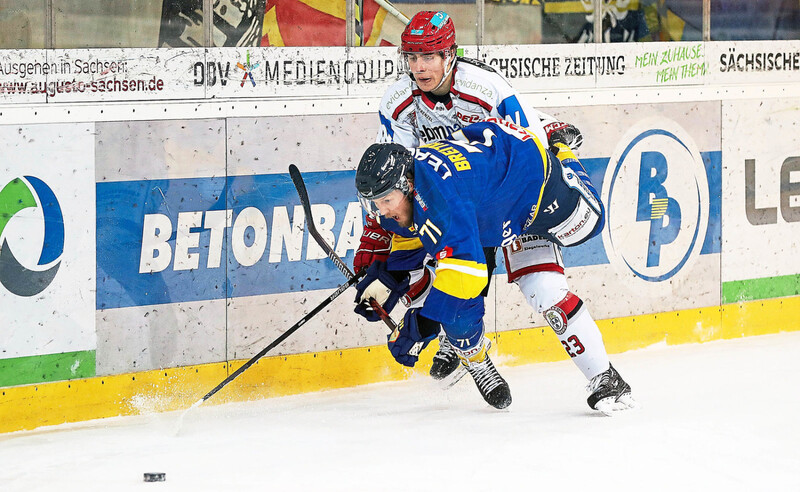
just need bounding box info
[437,365,468,390]
[594,393,639,416]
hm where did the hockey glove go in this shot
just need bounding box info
[354,260,409,322]
[353,215,392,274]
[388,308,438,367]
[544,121,583,153]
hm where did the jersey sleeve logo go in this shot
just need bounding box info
[437,246,453,260]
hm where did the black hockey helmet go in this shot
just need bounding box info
[355,143,414,215]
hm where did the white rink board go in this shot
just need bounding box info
[706,40,800,85]
[202,47,401,99]
[0,49,200,103]
[0,123,96,358]
[1,41,798,105]
[225,113,376,175]
[0,40,798,380]
[550,102,718,316]
[95,300,226,376]
[2,102,725,371]
[0,50,48,104]
[721,97,800,283]
[94,119,226,182]
[476,42,707,91]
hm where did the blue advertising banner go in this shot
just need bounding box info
[96,151,721,310]
[97,171,362,309]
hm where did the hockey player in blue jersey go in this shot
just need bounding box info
[356,9,585,386]
[354,118,636,412]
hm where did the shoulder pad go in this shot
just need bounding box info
[457,56,499,75]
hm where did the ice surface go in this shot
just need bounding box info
[1,332,799,491]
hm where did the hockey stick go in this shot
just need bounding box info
[176,270,366,430]
[375,0,410,24]
[288,164,397,332]
[287,166,467,390]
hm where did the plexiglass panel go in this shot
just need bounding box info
[158,0,206,47]
[711,0,800,40]
[394,1,478,45]
[0,0,46,48]
[52,0,163,48]
[539,0,702,43]
[212,0,266,47]
[261,0,349,46]
[642,1,703,42]
[6,1,800,52]
[484,1,543,45]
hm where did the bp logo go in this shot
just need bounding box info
[602,118,709,289]
[0,176,64,296]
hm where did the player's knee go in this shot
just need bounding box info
[543,291,585,337]
[515,271,569,313]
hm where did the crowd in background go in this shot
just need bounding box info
[0,0,798,49]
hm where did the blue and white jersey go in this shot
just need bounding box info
[376,57,554,148]
[379,118,603,325]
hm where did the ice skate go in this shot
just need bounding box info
[466,352,511,409]
[586,363,638,415]
[430,335,467,388]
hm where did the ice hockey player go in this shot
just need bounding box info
[354,118,637,414]
[353,10,584,384]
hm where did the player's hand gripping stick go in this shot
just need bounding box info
[288,164,397,332]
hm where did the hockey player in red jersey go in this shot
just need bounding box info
[353,10,589,388]
[355,118,637,413]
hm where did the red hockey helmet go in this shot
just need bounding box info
[400,11,456,54]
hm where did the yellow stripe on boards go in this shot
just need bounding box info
[0,347,410,434]
[0,363,229,434]
[2,295,798,434]
[491,296,800,367]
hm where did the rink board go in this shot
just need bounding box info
[1,41,800,432]
[2,295,799,434]
[2,104,727,379]
[2,42,799,104]
[1,98,799,432]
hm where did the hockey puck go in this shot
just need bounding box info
[143,472,166,482]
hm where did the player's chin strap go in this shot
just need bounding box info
[431,49,457,93]
[407,49,457,93]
